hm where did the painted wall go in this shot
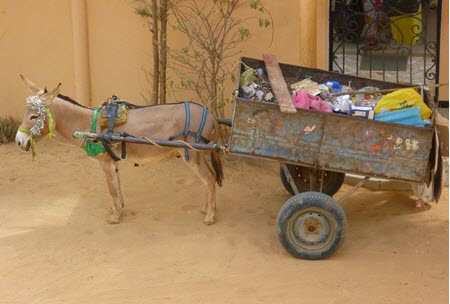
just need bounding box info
[0,0,76,119]
[1,0,327,120]
[85,0,312,107]
[0,0,447,121]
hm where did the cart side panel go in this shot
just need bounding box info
[319,114,434,181]
[229,99,325,164]
[229,98,434,183]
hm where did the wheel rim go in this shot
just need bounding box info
[287,208,335,251]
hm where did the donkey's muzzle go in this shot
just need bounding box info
[24,140,31,151]
[15,132,31,151]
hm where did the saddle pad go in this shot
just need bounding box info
[99,104,128,128]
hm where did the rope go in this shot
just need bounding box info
[220,145,228,154]
[142,137,165,148]
[142,136,201,152]
[174,140,201,152]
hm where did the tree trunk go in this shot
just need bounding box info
[151,0,159,104]
[159,0,168,104]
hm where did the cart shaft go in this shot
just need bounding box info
[73,132,225,152]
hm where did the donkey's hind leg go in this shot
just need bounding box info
[99,157,125,224]
[183,152,217,225]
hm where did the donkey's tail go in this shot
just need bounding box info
[211,151,223,187]
[211,121,224,187]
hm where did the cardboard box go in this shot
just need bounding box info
[350,105,374,119]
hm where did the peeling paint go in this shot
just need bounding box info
[304,125,316,134]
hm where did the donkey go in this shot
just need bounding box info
[15,76,224,225]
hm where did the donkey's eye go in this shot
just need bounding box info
[30,114,39,120]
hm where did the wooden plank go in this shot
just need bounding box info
[263,54,297,113]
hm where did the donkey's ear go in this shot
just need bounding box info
[20,75,44,95]
[41,83,62,106]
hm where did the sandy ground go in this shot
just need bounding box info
[0,137,448,304]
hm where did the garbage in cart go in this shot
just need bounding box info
[230,56,440,186]
[237,62,433,128]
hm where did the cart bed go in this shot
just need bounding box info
[228,57,436,183]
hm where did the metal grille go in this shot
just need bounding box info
[329,0,441,94]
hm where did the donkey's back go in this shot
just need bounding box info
[118,102,216,142]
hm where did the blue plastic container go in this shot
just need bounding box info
[374,106,426,127]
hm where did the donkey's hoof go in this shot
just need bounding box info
[107,213,121,224]
[203,218,215,226]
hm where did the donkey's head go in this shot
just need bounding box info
[16,75,62,157]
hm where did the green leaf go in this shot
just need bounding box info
[167,80,174,97]
[135,7,151,18]
[250,0,260,9]
[231,73,237,83]
[239,27,250,40]
[181,78,191,88]
[216,99,226,108]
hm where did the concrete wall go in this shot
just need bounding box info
[0,0,447,121]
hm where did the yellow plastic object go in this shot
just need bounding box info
[389,5,422,45]
[374,88,432,119]
[99,105,128,128]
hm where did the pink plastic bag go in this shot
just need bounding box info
[292,91,332,112]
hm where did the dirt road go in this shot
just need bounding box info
[0,139,448,303]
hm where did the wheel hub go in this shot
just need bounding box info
[294,212,330,245]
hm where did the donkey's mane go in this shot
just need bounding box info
[57,93,92,109]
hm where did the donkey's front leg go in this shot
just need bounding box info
[99,158,125,224]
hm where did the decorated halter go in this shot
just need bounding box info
[19,95,55,159]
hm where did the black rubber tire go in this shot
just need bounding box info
[276,192,347,260]
[280,164,345,197]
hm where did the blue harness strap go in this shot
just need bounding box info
[184,102,190,135]
[169,102,209,161]
[194,105,208,162]
[197,106,208,142]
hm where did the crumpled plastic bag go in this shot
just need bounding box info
[292,91,332,112]
[374,88,432,119]
[240,68,257,87]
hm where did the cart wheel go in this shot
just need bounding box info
[280,164,345,197]
[277,192,347,260]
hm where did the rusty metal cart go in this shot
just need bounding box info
[74,56,442,260]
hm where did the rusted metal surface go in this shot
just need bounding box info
[263,54,297,114]
[229,57,435,183]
